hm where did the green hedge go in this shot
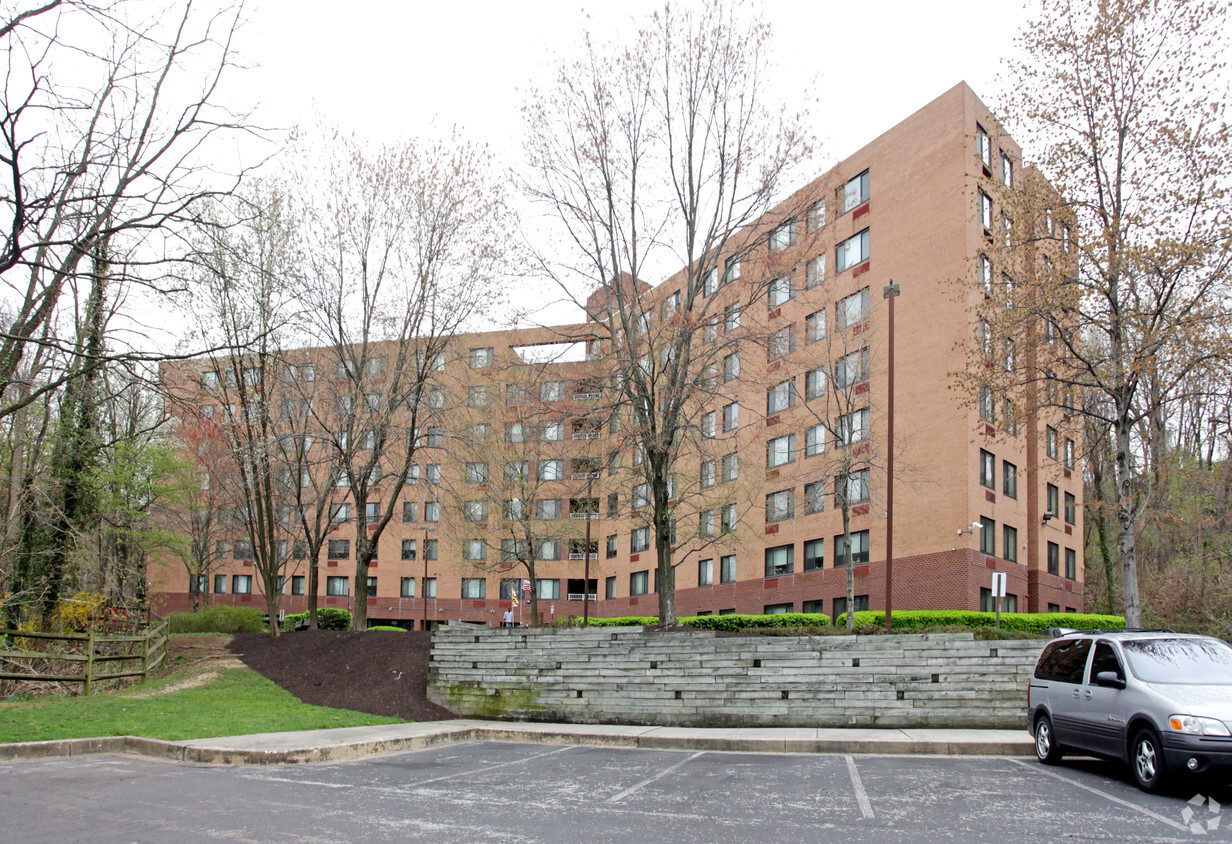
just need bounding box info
[167,606,267,634]
[280,608,352,631]
[835,610,1125,632]
[367,625,405,632]
[587,613,830,631]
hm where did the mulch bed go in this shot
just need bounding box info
[228,631,455,722]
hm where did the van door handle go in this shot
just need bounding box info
[1073,689,1080,698]
[1083,690,1091,700]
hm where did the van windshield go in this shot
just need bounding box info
[1122,638,1232,685]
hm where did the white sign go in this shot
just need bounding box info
[991,571,1007,598]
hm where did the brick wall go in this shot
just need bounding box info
[428,625,1044,728]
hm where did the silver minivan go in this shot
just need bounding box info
[1028,631,1232,792]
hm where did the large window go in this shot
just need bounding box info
[630,570,649,596]
[461,578,486,599]
[765,544,794,576]
[976,123,991,165]
[806,424,825,457]
[834,349,869,388]
[765,489,794,523]
[536,579,560,600]
[720,554,737,583]
[1064,492,1076,525]
[836,228,870,273]
[837,408,870,445]
[465,462,488,484]
[1048,542,1060,576]
[462,539,486,561]
[326,576,349,596]
[423,577,437,599]
[803,538,825,571]
[768,276,794,307]
[766,379,796,414]
[698,558,714,587]
[400,577,415,598]
[768,325,795,361]
[1003,525,1018,563]
[1065,548,1076,580]
[836,288,870,328]
[840,170,869,212]
[980,516,996,555]
[721,452,739,482]
[401,539,417,560]
[804,481,825,515]
[1003,461,1018,499]
[1047,484,1060,519]
[231,575,251,595]
[538,459,563,481]
[805,368,826,400]
[835,530,870,567]
[331,503,352,523]
[835,468,869,506]
[980,450,995,489]
[770,219,796,252]
[631,526,649,553]
[722,402,740,431]
[328,539,350,560]
[766,434,796,469]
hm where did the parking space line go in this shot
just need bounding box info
[606,751,706,803]
[845,756,874,819]
[1006,758,1187,831]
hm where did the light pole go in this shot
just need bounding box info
[421,527,434,632]
[883,280,900,632]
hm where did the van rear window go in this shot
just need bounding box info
[1034,638,1091,684]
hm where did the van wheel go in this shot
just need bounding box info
[1034,714,1063,764]
[1132,727,1168,792]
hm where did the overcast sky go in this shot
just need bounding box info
[229,0,1035,323]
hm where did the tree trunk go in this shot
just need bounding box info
[308,556,319,630]
[1114,416,1142,627]
[842,505,855,632]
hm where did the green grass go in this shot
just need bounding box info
[0,666,402,744]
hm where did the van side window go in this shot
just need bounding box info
[1035,638,1091,684]
[1088,641,1124,683]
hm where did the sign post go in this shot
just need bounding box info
[991,571,1007,629]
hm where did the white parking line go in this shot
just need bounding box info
[1007,758,1187,832]
[846,756,874,819]
[607,752,706,803]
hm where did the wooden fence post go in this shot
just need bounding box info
[83,629,95,696]
[141,627,151,683]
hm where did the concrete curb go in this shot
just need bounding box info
[0,721,1035,766]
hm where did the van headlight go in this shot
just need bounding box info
[1169,715,1231,736]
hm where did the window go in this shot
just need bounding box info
[766,379,795,414]
[504,461,529,483]
[1003,525,1018,562]
[804,481,825,515]
[291,576,304,595]
[721,452,739,482]
[979,387,994,421]
[804,314,826,348]
[804,538,824,571]
[1046,426,1058,458]
[721,503,737,533]
[401,539,417,561]
[978,192,995,233]
[768,276,794,307]
[232,574,251,595]
[805,368,826,401]
[606,492,619,517]
[766,434,796,468]
[808,200,826,231]
[542,498,568,520]
[506,385,529,405]
[722,401,740,431]
[1065,548,1076,580]
[703,267,718,296]
[605,576,617,599]
[1002,216,1013,248]
[980,450,995,489]
[630,570,649,595]
[542,421,564,442]
[631,526,649,553]
[328,539,350,560]
[835,469,870,506]
[1064,438,1075,469]
[424,501,440,522]
[835,530,870,567]
[1001,152,1013,187]
[724,303,741,331]
[464,462,489,485]
[402,502,419,523]
[1003,399,1017,436]
[1003,461,1017,499]
[980,516,996,555]
[724,257,741,284]
[404,464,421,486]
[802,599,824,614]
[535,579,560,600]
[462,539,486,561]
[978,254,993,293]
[422,577,437,599]
[835,349,869,388]
[606,534,618,558]
[538,459,563,482]
[200,369,219,389]
[467,387,490,408]
[366,577,377,598]
[840,170,869,212]
[805,423,826,457]
[461,578,486,599]
[536,538,560,561]
[213,574,226,594]
[806,256,826,289]
[470,346,493,369]
[233,540,253,560]
[424,427,443,448]
[327,576,349,596]
[764,602,792,615]
[700,460,716,490]
[765,544,794,576]
[500,539,527,561]
[720,554,737,583]
[541,381,564,402]
[698,558,714,587]
[837,408,870,445]
[976,123,991,166]
[424,539,438,561]
[836,229,870,273]
[765,489,794,523]
[1047,484,1059,519]
[770,219,796,252]
[723,352,739,382]
[701,411,716,439]
[768,325,795,361]
[836,288,870,328]
[1064,492,1076,525]
[400,577,415,598]
[1047,541,1060,576]
[460,501,485,522]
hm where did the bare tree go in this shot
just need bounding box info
[0,0,251,420]
[295,130,514,631]
[985,0,1232,626]
[524,1,811,626]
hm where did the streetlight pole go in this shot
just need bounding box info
[883,280,900,633]
[583,471,596,626]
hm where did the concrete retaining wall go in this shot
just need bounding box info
[427,626,1045,729]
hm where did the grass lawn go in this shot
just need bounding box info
[0,665,402,744]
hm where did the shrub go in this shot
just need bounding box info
[587,613,830,631]
[167,606,267,634]
[280,608,352,631]
[834,610,1125,633]
[367,625,405,632]
[54,591,107,632]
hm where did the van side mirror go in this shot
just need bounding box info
[1095,670,1126,690]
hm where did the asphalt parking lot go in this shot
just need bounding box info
[3,742,1228,842]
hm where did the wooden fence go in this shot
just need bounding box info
[0,619,168,695]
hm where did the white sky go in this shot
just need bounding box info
[226,0,1035,325]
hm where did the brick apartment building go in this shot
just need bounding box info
[153,82,1084,626]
